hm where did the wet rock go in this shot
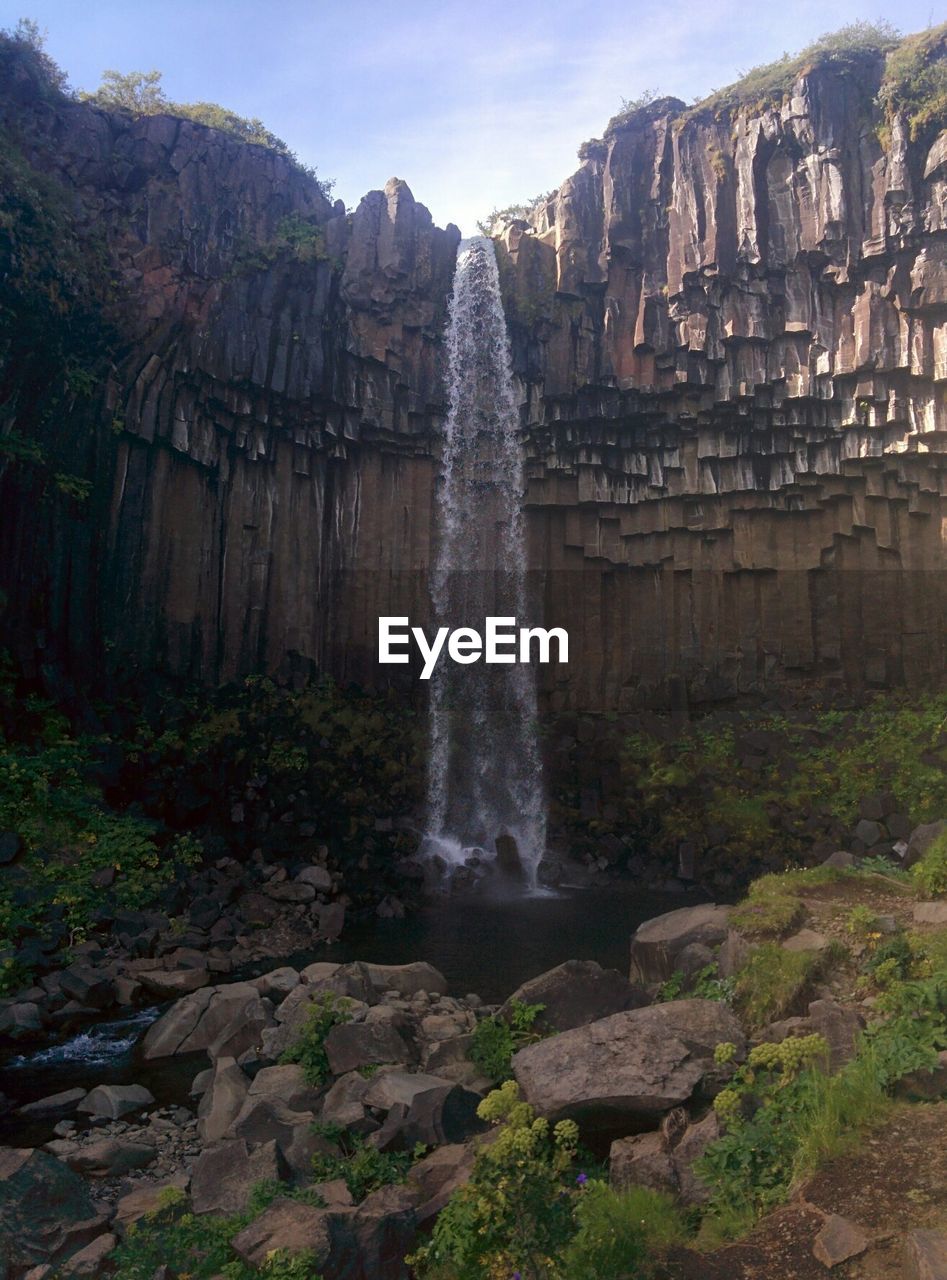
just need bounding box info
[17,1089,88,1120]
[500,959,646,1033]
[1,1002,45,1039]
[190,1139,285,1215]
[77,1084,155,1121]
[629,905,731,985]
[65,1139,157,1177]
[513,999,745,1134]
[813,1213,869,1268]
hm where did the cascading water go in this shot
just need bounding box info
[423,237,546,888]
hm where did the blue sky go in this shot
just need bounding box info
[3,1,941,233]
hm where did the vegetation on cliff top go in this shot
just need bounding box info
[579,19,946,157]
[1,21,334,194]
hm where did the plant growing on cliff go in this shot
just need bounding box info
[310,1133,421,1202]
[469,999,546,1082]
[879,21,947,141]
[279,990,353,1085]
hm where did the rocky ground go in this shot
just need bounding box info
[2,820,947,1279]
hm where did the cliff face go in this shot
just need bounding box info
[1,49,946,711]
[501,57,947,709]
[0,61,457,689]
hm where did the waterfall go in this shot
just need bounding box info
[423,237,546,888]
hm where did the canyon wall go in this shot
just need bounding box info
[503,57,947,709]
[1,47,946,710]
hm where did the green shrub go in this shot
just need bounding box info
[912,831,947,897]
[279,992,353,1086]
[469,999,545,1082]
[562,1182,685,1280]
[657,962,734,1003]
[310,1134,418,1203]
[409,1081,580,1279]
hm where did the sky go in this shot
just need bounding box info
[2,0,942,234]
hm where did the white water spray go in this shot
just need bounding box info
[423,238,546,887]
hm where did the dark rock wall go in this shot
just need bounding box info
[2,58,946,710]
[0,75,457,688]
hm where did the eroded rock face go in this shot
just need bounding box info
[1,60,946,710]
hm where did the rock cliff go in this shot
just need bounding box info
[502,51,947,710]
[1,37,946,710]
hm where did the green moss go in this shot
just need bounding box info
[879,21,947,141]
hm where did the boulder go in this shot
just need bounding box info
[263,880,315,903]
[17,1089,87,1120]
[513,999,745,1133]
[347,1183,418,1279]
[370,1083,485,1151]
[252,967,300,1001]
[297,866,332,892]
[904,1229,947,1280]
[363,1071,453,1112]
[896,1049,947,1101]
[77,1084,154,1121]
[2,1002,45,1039]
[782,929,829,953]
[66,1140,156,1177]
[407,1143,476,1225]
[0,1148,104,1273]
[139,968,210,997]
[142,982,275,1061]
[609,1131,677,1195]
[905,821,947,870]
[325,1020,415,1076]
[190,1139,285,1215]
[915,902,947,926]
[629,905,731,985]
[232,1098,327,1176]
[58,967,113,1010]
[671,1110,720,1205]
[499,959,645,1033]
[246,1062,324,1113]
[812,1214,869,1268]
[321,1072,376,1133]
[230,1198,335,1269]
[316,902,346,941]
[113,1176,190,1235]
[58,1233,117,1278]
[197,1057,250,1143]
[362,962,448,997]
[716,931,751,979]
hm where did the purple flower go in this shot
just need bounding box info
[576,1172,588,1185]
